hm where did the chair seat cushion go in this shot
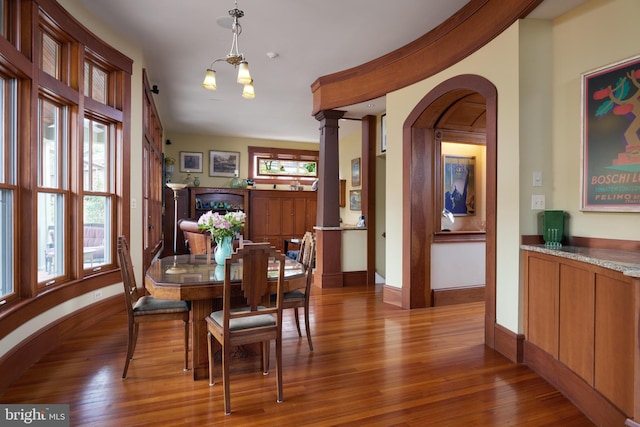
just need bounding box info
[283,289,305,301]
[285,250,299,260]
[210,306,275,331]
[133,295,189,316]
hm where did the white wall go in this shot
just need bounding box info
[431,243,485,289]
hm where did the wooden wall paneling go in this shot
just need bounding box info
[559,264,595,385]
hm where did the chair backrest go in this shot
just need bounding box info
[221,243,286,329]
[117,236,139,317]
[178,219,211,254]
[297,232,316,270]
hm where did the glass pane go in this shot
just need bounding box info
[0,189,14,298]
[38,192,64,281]
[39,99,60,188]
[40,31,59,79]
[92,121,106,191]
[84,195,111,268]
[92,67,107,104]
[84,62,90,97]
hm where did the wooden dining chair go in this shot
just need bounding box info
[281,231,315,351]
[205,242,285,415]
[178,219,212,255]
[117,236,190,379]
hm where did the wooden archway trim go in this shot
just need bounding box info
[402,74,497,348]
[310,0,542,115]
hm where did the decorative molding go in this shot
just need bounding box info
[494,323,524,363]
[311,0,544,114]
[382,284,402,307]
[342,271,367,287]
[432,285,485,306]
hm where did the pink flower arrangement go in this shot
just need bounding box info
[197,210,246,242]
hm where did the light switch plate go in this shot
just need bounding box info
[533,171,542,187]
[531,195,545,210]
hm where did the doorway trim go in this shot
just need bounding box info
[402,74,497,349]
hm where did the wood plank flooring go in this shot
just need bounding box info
[0,285,594,426]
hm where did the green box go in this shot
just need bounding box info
[542,210,564,245]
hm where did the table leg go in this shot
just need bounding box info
[190,299,214,380]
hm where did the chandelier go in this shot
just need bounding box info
[202,1,255,99]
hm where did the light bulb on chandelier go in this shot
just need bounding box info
[202,1,254,98]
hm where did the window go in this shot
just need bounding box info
[40,30,61,80]
[84,61,109,104]
[0,74,16,301]
[83,117,115,271]
[248,146,319,185]
[0,0,132,310]
[37,97,68,284]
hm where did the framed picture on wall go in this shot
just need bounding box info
[349,190,361,211]
[351,157,361,187]
[381,113,387,153]
[209,150,240,177]
[581,54,640,212]
[179,151,203,173]
[443,155,476,216]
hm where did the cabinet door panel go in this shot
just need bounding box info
[527,256,559,357]
[594,274,634,415]
[281,198,295,237]
[559,264,594,384]
[306,198,317,231]
[292,198,307,237]
[250,197,269,237]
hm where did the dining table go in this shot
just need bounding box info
[144,253,307,380]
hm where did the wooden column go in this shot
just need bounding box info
[314,110,345,288]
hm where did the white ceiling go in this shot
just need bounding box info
[77,0,588,144]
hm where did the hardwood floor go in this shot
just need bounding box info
[1,285,594,426]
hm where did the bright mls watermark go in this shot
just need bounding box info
[0,405,69,426]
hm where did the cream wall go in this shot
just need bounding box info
[386,23,522,334]
[552,0,640,237]
[385,0,640,334]
[164,132,317,190]
[338,128,363,225]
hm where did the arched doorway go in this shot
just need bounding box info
[402,74,498,349]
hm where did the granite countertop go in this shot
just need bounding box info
[521,244,640,278]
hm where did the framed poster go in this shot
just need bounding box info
[381,113,387,153]
[582,55,640,211]
[349,190,361,211]
[351,158,361,187]
[443,155,476,216]
[179,151,203,173]
[209,150,240,177]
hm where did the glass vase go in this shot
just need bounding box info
[214,236,233,265]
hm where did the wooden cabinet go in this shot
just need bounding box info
[162,187,249,256]
[189,188,250,237]
[523,249,638,421]
[249,190,317,252]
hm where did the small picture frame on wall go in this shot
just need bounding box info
[349,190,361,211]
[381,113,387,153]
[209,150,240,177]
[351,157,361,187]
[179,151,203,173]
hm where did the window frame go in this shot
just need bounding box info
[248,146,319,185]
